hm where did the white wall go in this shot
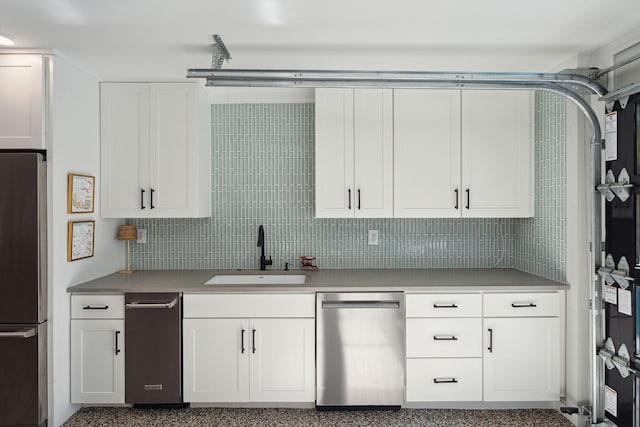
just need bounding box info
[47,54,123,426]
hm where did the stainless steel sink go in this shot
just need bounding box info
[205,274,306,285]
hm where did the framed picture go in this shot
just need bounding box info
[67,174,95,213]
[68,221,95,261]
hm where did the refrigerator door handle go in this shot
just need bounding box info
[0,328,36,338]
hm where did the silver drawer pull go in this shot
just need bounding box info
[144,384,163,391]
[126,298,178,310]
[433,335,458,341]
[433,303,458,308]
[511,303,537,308]
[0,328,36,339]
[83,305,109,310]
[433,378,458,384]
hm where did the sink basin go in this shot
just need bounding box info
[205,274,306,285]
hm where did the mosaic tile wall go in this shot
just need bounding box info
[511,92,566,281]
[131,100,563,278]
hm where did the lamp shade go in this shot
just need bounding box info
[117,225,137,241]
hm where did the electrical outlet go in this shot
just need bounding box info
[368,230,379,246]
[137,228,147,244]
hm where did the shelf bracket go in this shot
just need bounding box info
[211,34,232,70]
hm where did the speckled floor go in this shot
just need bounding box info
[62,407,573,426]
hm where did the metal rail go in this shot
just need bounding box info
[187,66,607,424]
[593,51,640,79]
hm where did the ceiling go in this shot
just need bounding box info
[2,0,640,81]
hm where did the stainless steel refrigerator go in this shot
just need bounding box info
[0,152,47,426]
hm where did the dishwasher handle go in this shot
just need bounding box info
[125,297,178,310]
[322,300,400,309]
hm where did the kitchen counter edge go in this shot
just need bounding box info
[67,268,568,293]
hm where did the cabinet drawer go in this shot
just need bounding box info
[483,292,559,317]
[71,294,124,319]
[406,358,482,402]
[406,293,481,318]
[183,294,315,318]
[406,318,482,358]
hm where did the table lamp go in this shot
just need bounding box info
[117,224,138,274]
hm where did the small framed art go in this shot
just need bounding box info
[67,174,95,213]
[68,220,95,261]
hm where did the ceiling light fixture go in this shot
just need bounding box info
[0,33,15,46]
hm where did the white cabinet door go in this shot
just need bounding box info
[71,319,125,404]
[0,55,44,149]
[149,83,204,217]
[100,83,150,218]
[249,318,315,402]
[394,90,461,217]
[353,89,393,218]
[461,90,532,218]
[315,88,354,218]
[483,317,559,401]
[101,82,210,219]
[183,318,250,402]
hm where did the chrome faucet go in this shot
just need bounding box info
[257,225,272,271]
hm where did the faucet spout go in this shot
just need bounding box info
[257,225,272,270]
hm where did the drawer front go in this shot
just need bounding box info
[406,358,482,402]
[406,293,481,318]
[483,292,559,317]
[406,318,482,358]
[71,294,125,319]
[183,293,315,318]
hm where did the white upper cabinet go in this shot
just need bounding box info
[394,90,461,218]
[315,88,393,218]
[461,90,532,218]
[101,82,211,218]
[0,55,45,149]
[315,89,354,218]
[317,88,532,219]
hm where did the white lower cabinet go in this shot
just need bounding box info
[406,291,562,404]
[249,318,315,402]
[482,292,560,401]
[483,317,560,401]
[182,293,315,403]
[70,319,125,404]
[407,358,482,402]
[405,293,483,403]
[183,318,250,402]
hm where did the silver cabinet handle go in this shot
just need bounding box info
[0,328,36,338]
[126,297,177,310]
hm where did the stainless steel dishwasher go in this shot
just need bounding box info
[316,292,405,408]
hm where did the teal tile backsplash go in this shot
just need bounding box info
[131,98,564,279]
[511,92,566,282]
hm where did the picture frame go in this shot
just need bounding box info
[67,220,95,261]
[67,173,95,214]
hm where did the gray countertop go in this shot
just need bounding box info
[67,268,567,293]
